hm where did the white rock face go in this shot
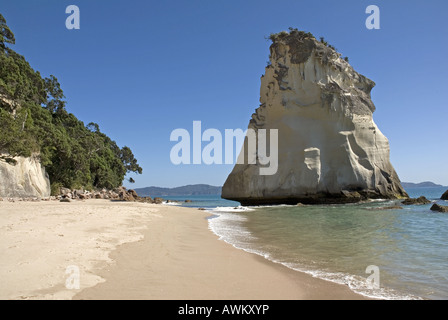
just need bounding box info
[222,31,408,205]
[0,155,51,198]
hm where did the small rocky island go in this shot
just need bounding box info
[222,29,408,205]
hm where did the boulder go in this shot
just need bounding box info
[430,204,448,213]
[222,30,407,205]
[367,205,403,211]
[116,189,139,201]
[114,186,127,194]
[110,192,119,200]
[153,197,164,204]
[73,189,84,197]
[402,196,431,205]
[140,197,153,203]
[60,187,71,196]
[128,189,139,199]
[60,198,71,203]
[118,190,127,201]
[185,200,192,203]
[441,190,448,200]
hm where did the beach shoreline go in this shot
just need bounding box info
[0,199,366,300]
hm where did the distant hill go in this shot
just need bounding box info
[402,181,446,189]
[134,184,222,197]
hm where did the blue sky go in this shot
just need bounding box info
[2,0,447,187]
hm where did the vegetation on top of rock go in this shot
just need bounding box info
[0,14,15,49]
[266,28,349,64]
[0,13,142,191]
[268,27,315,43]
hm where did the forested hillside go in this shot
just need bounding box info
[0,13,141,194]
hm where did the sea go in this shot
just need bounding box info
[159,187,448,300]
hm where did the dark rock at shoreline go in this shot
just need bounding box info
[367,205,403,211]
[402,196,431,205]
[50,186,167,204]
[128,189,139,198]
[185,200,192,203]
[441,190,448,200]
[430,204,448,213]
[59,187,69,194]
[140,196,153,203]
[232,190,400,206]
[153,197,164,204]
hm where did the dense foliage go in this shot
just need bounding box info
[268,28,349,63]
[0,13,142,192]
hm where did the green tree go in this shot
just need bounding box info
[120,146,143,174]
[44,75,66,113]
[0,107,35,163]
[0,13,15,49]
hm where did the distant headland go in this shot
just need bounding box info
[134,184,222,197]
[401,181,447,189]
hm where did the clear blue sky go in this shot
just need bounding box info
[2,0,447,187]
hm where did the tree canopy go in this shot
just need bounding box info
[0,13,142,192]
[0,13,15,48]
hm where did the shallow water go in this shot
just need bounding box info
[171,187,448,299]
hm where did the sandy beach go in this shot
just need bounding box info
[0,199,365,300]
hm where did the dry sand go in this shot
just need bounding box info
[0,199,365,300]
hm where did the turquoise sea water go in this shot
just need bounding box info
[163,188,448,300]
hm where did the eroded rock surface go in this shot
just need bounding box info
[222,30,408,205]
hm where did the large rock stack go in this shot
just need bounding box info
[222,30,408,205]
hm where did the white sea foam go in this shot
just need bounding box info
[211,206,255,213]
[367,199,389,202]
[206,206,422,300]
[162,201,182,206]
